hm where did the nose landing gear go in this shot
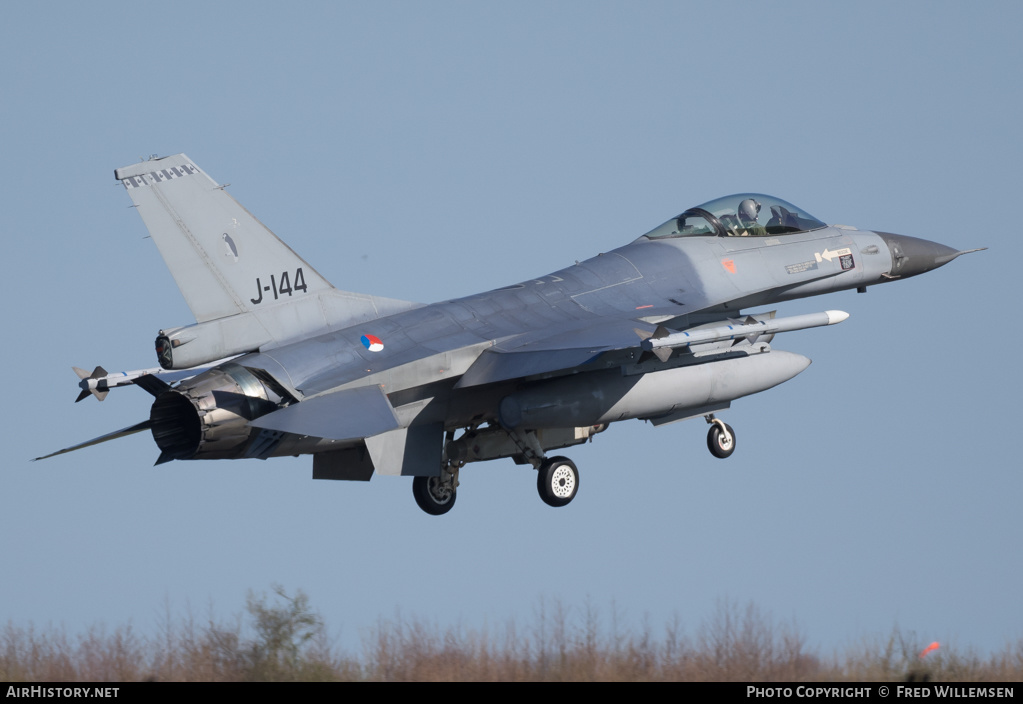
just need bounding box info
[706,415,736,459]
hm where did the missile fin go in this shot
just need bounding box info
[133,374,171,398]
[73,365,111,402]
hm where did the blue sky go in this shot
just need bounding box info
[2,1,1020,657]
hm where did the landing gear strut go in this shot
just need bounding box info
[413,429,469,516]
[705,414,736,459]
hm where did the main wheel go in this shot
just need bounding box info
[413,475,457,516]
[707,422,736,459]
[537,456,579,507]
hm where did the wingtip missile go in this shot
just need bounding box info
[72,365,170,402]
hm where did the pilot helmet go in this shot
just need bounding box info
[738,198,761,224]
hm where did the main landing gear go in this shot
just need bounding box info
[411,418,735,515]
[412,463,460,516]
[537,456,579,507]
[503,428,582,509]
[705,414,736,459]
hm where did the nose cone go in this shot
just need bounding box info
[876,232,962,279]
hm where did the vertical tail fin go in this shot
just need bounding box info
[115,154,334,323]
[115,155,419,366]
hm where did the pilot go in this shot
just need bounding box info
[736,198,766,237]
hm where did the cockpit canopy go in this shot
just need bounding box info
[642,194,827,240]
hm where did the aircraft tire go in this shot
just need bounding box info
[413,475,456,516]
[537,456,579,507]
[707,422,736,459]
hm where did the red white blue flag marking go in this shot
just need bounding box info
[361,334,384,352]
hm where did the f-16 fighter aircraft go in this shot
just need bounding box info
[38,155,984,515]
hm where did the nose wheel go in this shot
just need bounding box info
[706,416,736,459]
[537,456,579,507]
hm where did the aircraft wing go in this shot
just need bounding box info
[455,306,850,389]
[455,348,602,388]
[456,317,658,388]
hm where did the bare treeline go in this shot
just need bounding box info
[2,588,1020,682]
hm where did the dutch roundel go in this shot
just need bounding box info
[360,334,384,352]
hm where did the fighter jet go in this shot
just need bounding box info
[37,154,983,515]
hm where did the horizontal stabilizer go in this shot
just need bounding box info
[34,420,152,461]
[248,385,400,441]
